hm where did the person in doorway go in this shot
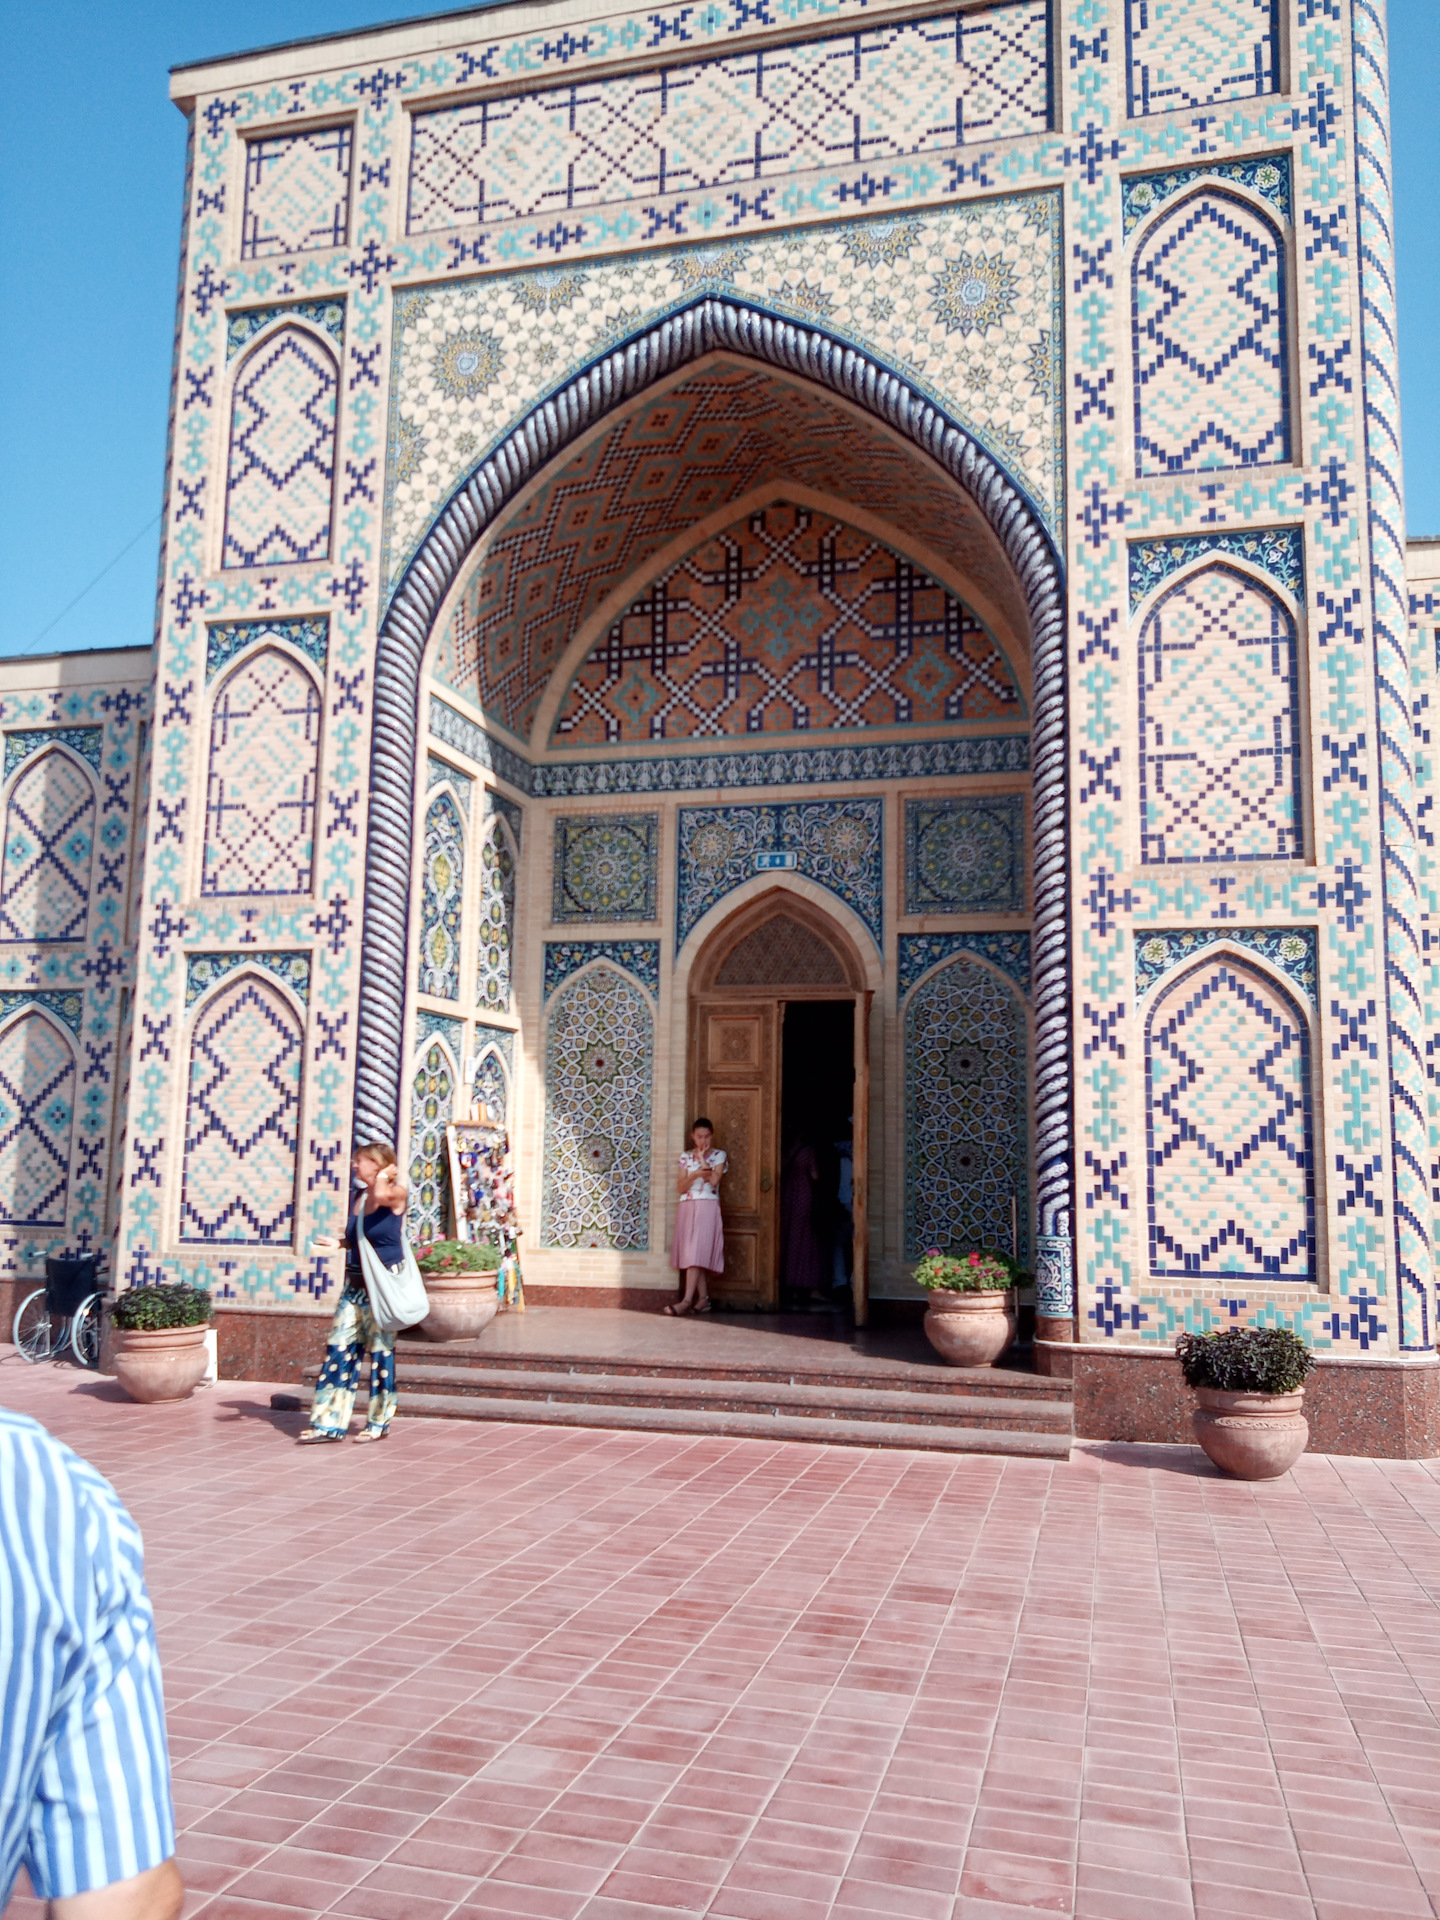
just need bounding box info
[302,1141,410,1444]
[667,1117,727,1315]
[1,1407,183,1920]
[781,1127,828,1306]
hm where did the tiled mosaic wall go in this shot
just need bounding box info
[115,0,1434,1360]
[0,658,151,1274]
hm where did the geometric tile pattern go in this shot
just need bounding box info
[554,503,1018,747]
[0,749,95,944]
[0,991,84,1039]
[432,361,1044,742]
[389,192,1064,593]
[476,817,516,1012]
[3,728,103,779]
[222,327,338,570]
[1138,564,1301,864]
[534,735,1032,798]
[1133,192,1290,475]
[426,752,473,817]
[904,954,1028,1261]
[552,814,660,924]
[1135,927,1316,1003]
[1145,956,1313,1281]
[202,649,322,896]
[1125,0,1279,118]
[544,941,662,1000]
[407,1042,455,1247]
[179,974,303,1245]
[676,800,883,948]
[415,1010,464,1057]
[0,1011,75,1226]
[1129,526,1304,614]
[540,963,652,1250]
[406,3,1051,234]
[473,1044,509,1128]
[898,930,1031,998]
[240,126,352,259]
[418,790,465,1002]
[904,795,1026,914]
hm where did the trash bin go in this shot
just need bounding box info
[45,1255,99,1318]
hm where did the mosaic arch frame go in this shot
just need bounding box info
[355,298,1073,1299]
[0,1003,78,1229]
[221,317,340,573]
[199,640,325,900]
[0,742,99,946]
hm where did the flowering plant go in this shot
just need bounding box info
[912,1249,1014,1293]
[415,1238,502,1275]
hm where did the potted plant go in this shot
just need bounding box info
[110,1284,213,1403]
[914,1249,1019,1367]
[1175,1326,1315,1479]
[414,1238,502,1341]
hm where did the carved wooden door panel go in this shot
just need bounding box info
[692,1000,779,1310]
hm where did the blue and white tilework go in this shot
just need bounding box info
[425,751,473,816]
[1145,954,1313,1281]
[1125,0,1279,118]
[1132,190,1290,475]
[407,1040,455,1245]
[406,4,1050,235]
[4,729,103,779]
[677,801,883,948]
[552,814,660,925]
[223,326,338,570]
[904,796,1025,914]
[418,789,464,1001]
[107,0,1431,1359]
[1129,527,1304,613]
[184,950,311,1009]
[540,963,653,1250]
[904,954,1028,1261]
[544,941,662,1000]
[898,931,1031,999]
[203,648,322,895]
[0,1010,77,1227]
[1135,927,1316,1002]
[0,751,96,944]
[476,817,516,1012]
[1137,564,1301,864]
[205,617,329,682]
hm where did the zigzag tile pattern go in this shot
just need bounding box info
[179,976,303,1245]
[1126,0,1279,117]
[0,751,95,944]
[223,327,337,569]
[0,1013,75,1227]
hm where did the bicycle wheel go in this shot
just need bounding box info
[13,1289,56,1363]
[71,1293,104,1370]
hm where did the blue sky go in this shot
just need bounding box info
[1,1,1435,656]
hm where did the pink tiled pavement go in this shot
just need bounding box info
[2,1352,1438,1920]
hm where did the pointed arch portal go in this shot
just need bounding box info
[355,300,1073,1295]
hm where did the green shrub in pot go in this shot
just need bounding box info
[415,1238,502,1276]
[912,1248,1023,1293]
[111,1284,213,1332]
[1176,1326,1315,1479]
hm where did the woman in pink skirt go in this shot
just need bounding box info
[667,1117,727,1314]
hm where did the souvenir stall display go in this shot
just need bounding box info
[445,1119,525,1309]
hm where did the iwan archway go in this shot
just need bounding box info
[356,301,1073,1327]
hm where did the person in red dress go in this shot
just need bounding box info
[666,1117,726,1315]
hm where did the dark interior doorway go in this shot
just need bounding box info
[779,1000,855,1310]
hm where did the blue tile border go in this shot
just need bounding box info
[898,931,1031,999]
[184,950,312,1009]
[1134,926,1317,1002]
[1129,528,1304,615]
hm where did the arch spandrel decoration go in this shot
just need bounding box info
[1145,953,1314,1281]
[360,301,1071,1305]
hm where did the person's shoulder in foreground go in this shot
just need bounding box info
[0,1406,183,1919]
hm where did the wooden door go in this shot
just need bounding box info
[691,999,779,1310]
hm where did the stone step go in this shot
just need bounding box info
[378,1361,1074,1432]
[394,1339,1074,1403]
[299,1385,1071,1458]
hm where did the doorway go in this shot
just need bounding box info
[778,1002,854,1311]
[687,899,871,1319]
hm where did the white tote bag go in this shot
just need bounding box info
[354,1200,430,1336]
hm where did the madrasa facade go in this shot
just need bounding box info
[3,0,1438,1450]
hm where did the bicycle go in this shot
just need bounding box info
[12,1256,107,1369]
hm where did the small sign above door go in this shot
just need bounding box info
[753,851,798,870]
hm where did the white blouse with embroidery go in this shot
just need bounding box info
[678,1149,726,1200]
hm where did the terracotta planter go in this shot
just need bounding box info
[111,1324,210,1403]
[418,1272,499,1342]
[923,1288,1016,1367]
[1191,1386,1308,1479]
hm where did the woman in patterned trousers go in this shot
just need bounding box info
[300,1142,409,1445]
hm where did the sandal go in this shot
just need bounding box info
[662,1301,690,1316]
[353,1425,389,1442]
[298,1429,345,1445]
[693,1300,712,1314]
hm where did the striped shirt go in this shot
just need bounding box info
[0,1408,175,1905]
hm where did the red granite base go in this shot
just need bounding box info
[1073,1344,1440,1459]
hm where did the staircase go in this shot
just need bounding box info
[303,1335,1073,1459]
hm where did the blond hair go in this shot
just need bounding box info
[354,1140,397,1171]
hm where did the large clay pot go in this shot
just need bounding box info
[418,1273,499,1342]
[923,1288,1016,1368]
[111,1325,210,1403]
[1192,1387,1308,1479]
